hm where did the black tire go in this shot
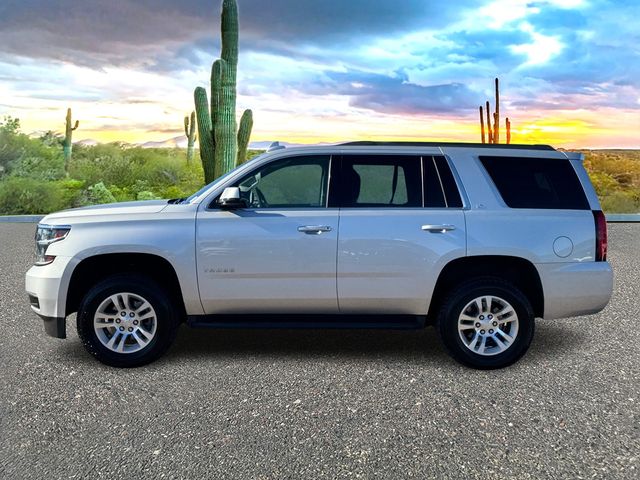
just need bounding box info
[77,274,180,368]
[436,277,535,369]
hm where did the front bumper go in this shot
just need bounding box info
[25,256,73,338]
[537,261,614,319]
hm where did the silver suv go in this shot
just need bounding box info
[25,142,613,369]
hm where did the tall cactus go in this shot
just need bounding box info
[63,108,79,168]
[194,0,253,183]
[478,78,511,144]
[184,111,197,164]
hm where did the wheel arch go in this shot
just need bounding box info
[65,252,187,320]
[428,255,544,320]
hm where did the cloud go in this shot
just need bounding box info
[0,0,480,67]
[304,70,481,115]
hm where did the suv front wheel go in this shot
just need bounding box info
[77,274,180,367]
[437,277,535,369]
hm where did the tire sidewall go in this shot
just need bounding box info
[438,280,535,369]
[77,275,177,367]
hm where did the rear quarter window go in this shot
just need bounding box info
[479,156,589,210]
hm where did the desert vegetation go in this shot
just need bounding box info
[0,116,259,214]
[0,116,637,215]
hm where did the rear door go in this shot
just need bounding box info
[336,154,466,314]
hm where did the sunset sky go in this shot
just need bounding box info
[0,0,638,148]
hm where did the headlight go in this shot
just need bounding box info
[34,224,71,265]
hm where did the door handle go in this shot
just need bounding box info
[298,225,332,234]
[422,224,456,233]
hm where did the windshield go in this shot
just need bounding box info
[184,153,270,203]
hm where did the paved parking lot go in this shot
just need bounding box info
[1,223,638,479]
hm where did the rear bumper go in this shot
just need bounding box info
[537,261,613,319]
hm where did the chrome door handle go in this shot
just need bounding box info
[422,224,456,233]
[298,225,332,234]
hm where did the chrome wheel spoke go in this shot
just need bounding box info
[492,334,508,352]
[477,336,487,354]
[132,330,150,348]
[495,329,514,344]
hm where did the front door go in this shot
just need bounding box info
[196,155,339,314]
[336,154,467,314]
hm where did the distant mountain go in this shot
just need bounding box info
[76,138,99,146]
[140,135,187,149]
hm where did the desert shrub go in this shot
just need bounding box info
[600,191,640,214]
[85,182,116,205]
[0,176,63,214]
[137,190,160,201]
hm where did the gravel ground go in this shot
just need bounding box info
[0,223,638,479]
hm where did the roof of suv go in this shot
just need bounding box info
[339,141,556,151]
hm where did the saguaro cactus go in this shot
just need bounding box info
[63,108,79,167]
[184,112,197,164]
[194,0,253,183]
[478,78,511,144]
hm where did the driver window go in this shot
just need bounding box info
[234,155,330,208]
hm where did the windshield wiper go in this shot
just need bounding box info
[167,197,188,205]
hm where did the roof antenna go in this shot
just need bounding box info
[267,141,286,152]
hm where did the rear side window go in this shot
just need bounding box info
[480,156,589,210]
[340,155,422,208]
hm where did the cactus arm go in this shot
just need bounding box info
[190,111,197,142]
[506,117,511,144]
[479,106,485,144]
[237,109,253,166]
[184,116,190,138]
[194,86,216,183]
[72,120,79,131]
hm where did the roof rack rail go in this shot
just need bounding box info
[339,141,556,151]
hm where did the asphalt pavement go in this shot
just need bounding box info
[1,223,638,479]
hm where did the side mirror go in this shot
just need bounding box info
[218,187,247,209]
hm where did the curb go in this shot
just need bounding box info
[0,215,45,223]
[606,214,640,222]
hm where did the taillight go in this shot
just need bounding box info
[593,210,607,261]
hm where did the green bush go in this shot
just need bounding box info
[0,176,63,214]
[85,182,116,205]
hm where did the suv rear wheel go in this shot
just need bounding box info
[77,274,180,367]
[437,277,535,369]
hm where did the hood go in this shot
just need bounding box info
[41,200,169,224]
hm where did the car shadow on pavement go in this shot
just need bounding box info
[164,325,443,362]
[56,320,584,366]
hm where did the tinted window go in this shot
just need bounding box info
[231,155,329,208]
[480,156,589,209]
[423,156,446,208]
[434,156,463,207]
[340,155,422,208]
